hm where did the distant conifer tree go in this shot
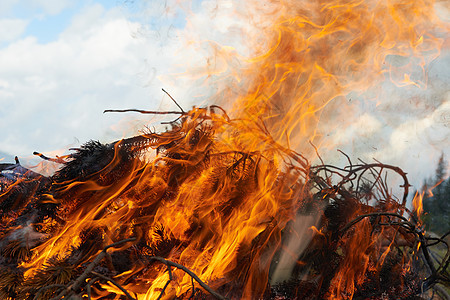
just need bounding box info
[422,153,449,235]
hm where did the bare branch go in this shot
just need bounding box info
[147,256,228,300]
[162,88,185,113]
[91,271,136,300]
[104,109,186,115]
[49,238,136,300]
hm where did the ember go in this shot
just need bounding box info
[0,107,448,299]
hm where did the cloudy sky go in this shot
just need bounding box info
[0,0,448,189]
[0,0,189,158]
[0,0,257,158]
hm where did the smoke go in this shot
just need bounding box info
[271,211,323,284]
[149,0,449,189]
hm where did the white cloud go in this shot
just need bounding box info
[0,4,183,159]
[0,0,72,18]
[0,0,19,16]
[0,0,251,166]
[0,18,28,42]
[0,1,245,162]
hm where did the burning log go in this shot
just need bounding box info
[0,107,448,299]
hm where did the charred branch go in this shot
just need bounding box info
[104,109,187,115]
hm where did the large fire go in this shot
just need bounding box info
[1,0,449,299]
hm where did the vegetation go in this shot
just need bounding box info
[420,153,450,236]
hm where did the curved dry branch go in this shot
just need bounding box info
[49,238,136,300]
[90,271,136,300]
[147,256,228,300]
[162,88,185,113]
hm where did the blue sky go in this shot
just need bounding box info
[1,1,115,45]
[0,0,448,188]
[0,0,193,158]
[11,1,117,44]
[0,0,188,46]
[0,0,247,164]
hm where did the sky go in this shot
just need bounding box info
[0,0,185,159]
[0,0,448,190]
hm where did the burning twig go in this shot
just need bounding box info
[145,256,228,300]
[33,285,66,300]
[49,238,136,300]
[86,276,100,300]
[89,272,136,300]
[311,161,411,207]
[33,152,67,164]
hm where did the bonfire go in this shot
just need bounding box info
[0,106,448,299]
[1,0,449,298]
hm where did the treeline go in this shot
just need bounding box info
[419,153,450,236]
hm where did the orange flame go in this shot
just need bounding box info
[11,0,447,299]
[412,190,424,221]
[197,0,446,157]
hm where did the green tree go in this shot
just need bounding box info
[421,153,449,235]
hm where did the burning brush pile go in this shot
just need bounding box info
[0,106,449,299]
